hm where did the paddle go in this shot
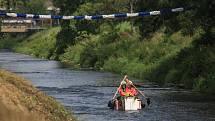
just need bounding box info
[108,75,127,108]
[112,75,127,99]
[131,83,151,105]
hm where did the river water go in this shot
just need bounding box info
[0,51,215,121]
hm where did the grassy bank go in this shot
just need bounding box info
[1,22,214,94]
[13,27,60,59]
[0,69,75,121]
[60,22,215,93]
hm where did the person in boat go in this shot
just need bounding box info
[119,75,137,96]
[114,78,139,109]
[114,81,126,109]
[118,81,138,97]
[126,83,138,96]
[108,75,149,109]
[120,75,132,85]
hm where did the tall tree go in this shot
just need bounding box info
[52,0,84,57]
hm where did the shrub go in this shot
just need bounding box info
[14,28,60,59]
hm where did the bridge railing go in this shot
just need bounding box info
[0,18,58,32]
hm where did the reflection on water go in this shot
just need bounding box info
[0,51,215,121]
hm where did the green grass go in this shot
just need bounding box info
[13,27,60,59]
[1,22,214,94]
[59,22,215,93]
[0,34,25,49]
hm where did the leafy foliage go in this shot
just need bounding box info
[0,0,47,13]
[1,0,214,93]
[14,28,60,59]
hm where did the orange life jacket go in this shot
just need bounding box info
[118,87,138,96]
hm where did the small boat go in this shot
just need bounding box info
[108,75,150,110]
[108,97,145,111]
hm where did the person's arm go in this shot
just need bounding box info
[129,80,133,85]
[131,88,138,96]
[134,89,138,96]
[118,88,126,96]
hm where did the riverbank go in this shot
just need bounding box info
[0,69,75,121]
[2,25,213,94]
[1,51,215,121]
[1,19,215,94]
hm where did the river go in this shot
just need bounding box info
[0,50,215,121]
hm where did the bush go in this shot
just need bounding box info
[8,20,214,93]
[14,28,60,59]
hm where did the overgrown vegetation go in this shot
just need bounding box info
[0,0,214,93]
[0,0,48,13]
[14,27,60,59]
[0,70,75,121]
